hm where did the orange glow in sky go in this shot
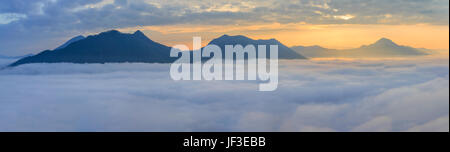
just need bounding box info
[119,23,449,51]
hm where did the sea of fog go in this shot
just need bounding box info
[0,57,448,131]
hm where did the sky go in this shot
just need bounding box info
[0,0,449,56]
[0,56,448,131]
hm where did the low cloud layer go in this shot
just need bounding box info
[0,57,448,131]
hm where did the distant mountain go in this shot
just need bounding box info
[55,35,85,50]
[10,30,176,67]
[350,38,428,56]
[292,38,428,58]
[207,35,307,59]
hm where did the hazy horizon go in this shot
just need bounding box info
[1,29,448,58]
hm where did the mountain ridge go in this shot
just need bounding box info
[292,38,429,58]
[9,30,306,67]
[9,30,176,67]
[55,35,85,50]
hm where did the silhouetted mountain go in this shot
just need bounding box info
[55,35,85,50]
[352,38,427,56]
[207,35,306,59]
[10,30,176,67]
[292,38,428,58]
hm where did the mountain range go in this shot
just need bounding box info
[291,38,429,58]
[9,30,304,67]
[8,30,431,67]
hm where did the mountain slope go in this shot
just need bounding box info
[10,30,176,67]
[292,38,428,58]
[55,35,85,50]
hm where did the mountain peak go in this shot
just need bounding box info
[209,34,253,45]
[133,30,145,36]
[223,35,248,39]
[374,38,397,46]
[104,30,120,33]
[266,38,280,43]
[98,30,121,36]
